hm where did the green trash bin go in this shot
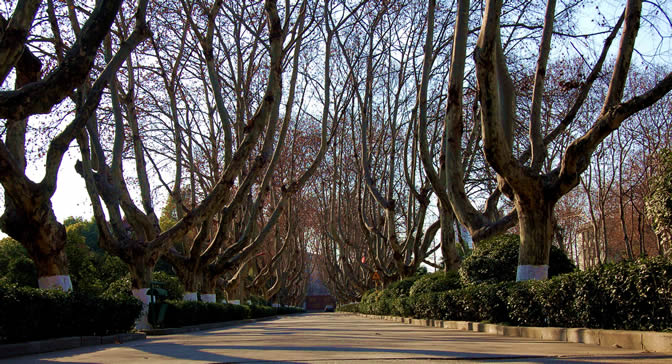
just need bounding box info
[148,281,169,327]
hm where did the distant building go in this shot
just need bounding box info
[304,254,336,310]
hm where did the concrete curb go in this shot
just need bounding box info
[353,313,672,353]
[0,333,146,359]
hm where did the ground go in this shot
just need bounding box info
[4,313,672,363]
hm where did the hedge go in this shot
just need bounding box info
[338,256,672,332]
[459,234,575,285]
[409,271,461,297]
[150,300,305,328]
[0,282,142,343]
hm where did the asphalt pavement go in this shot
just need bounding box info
[4,312,671,363]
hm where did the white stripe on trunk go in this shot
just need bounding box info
[200,293,216,303]
[132,288,151,330]
[183,292,198,301]
[38,275,72,291]
[516,265,549,281]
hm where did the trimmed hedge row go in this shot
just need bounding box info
[150,300,305,328]
[0,282,142,343]
[459,234,576,285]
[339,256,672,332]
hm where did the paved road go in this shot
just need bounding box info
[5,313,672,363]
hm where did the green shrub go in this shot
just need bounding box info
[390,296,416,317]
[249,304,275,318]
[336,303,360,313]
[506,281,546,327]
[413,292,442,319]
[0,282,141,343]
[249,295,270,306]
[459,234,575,285]
[153,300,305,328]
[386,275,423,296]
[449,283,512,323]
[101,275,133,299]
[0,238,37,288]
[409,271,461,297]
[350,256,672,332]
[275,305,305,315]
[151,271,185,301]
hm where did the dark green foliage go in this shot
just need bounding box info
[336,303,360,313]
[459,234,575,285]
[249,295,271,306]
[412,292,442,319]
[409,271,461,297]
[390,296,416,317]
[248,304,276,318]
[0,238,37,287]
[275,305,306,315]
[448,283,513,323]
[0,282,141,343]
[359,289,395,315]
[0,222,127,294]
[153,300,305,329]
[386,274,423,296]
[101,275,133,299]
[339,257,672,332]
[152,271,185,301]
[65,220,128,296]
[64,217,101,253]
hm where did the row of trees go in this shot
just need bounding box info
[1,0,671,311]
[311,0,672,301]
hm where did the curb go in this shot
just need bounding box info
[352,313,672,353]
[0,333,146,359]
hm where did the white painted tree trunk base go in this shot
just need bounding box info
[201,293,216,303]
[38,275,73,291]
[516,265,549,281]
[132,288,151,330]
[183,292,198,301]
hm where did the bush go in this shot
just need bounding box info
[409,271,461,297]
[386,274,424,296]
[101,275,133,300]
[152,271,185,301]
[0,238,37,287]
[0,282,141,343]
[345,256,672,332]
[153,300,305,328]
[459,234,575,285]
[336,303,360,313]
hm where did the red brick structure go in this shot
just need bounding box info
[304,254,336,310]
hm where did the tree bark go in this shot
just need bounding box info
[515,192,555,280]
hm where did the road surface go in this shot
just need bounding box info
[5,313,671,363]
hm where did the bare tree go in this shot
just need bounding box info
[474,0,672,280]
[0,0,148,290]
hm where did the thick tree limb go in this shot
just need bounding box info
[0,0,124,120]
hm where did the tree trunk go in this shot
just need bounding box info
[126,250,159,330]
[200,275,217,303]
[173,264,202,301]
[439,203,460,272]
[516,194,555,281]
[34,248,72,291]
[1,205,72,290]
